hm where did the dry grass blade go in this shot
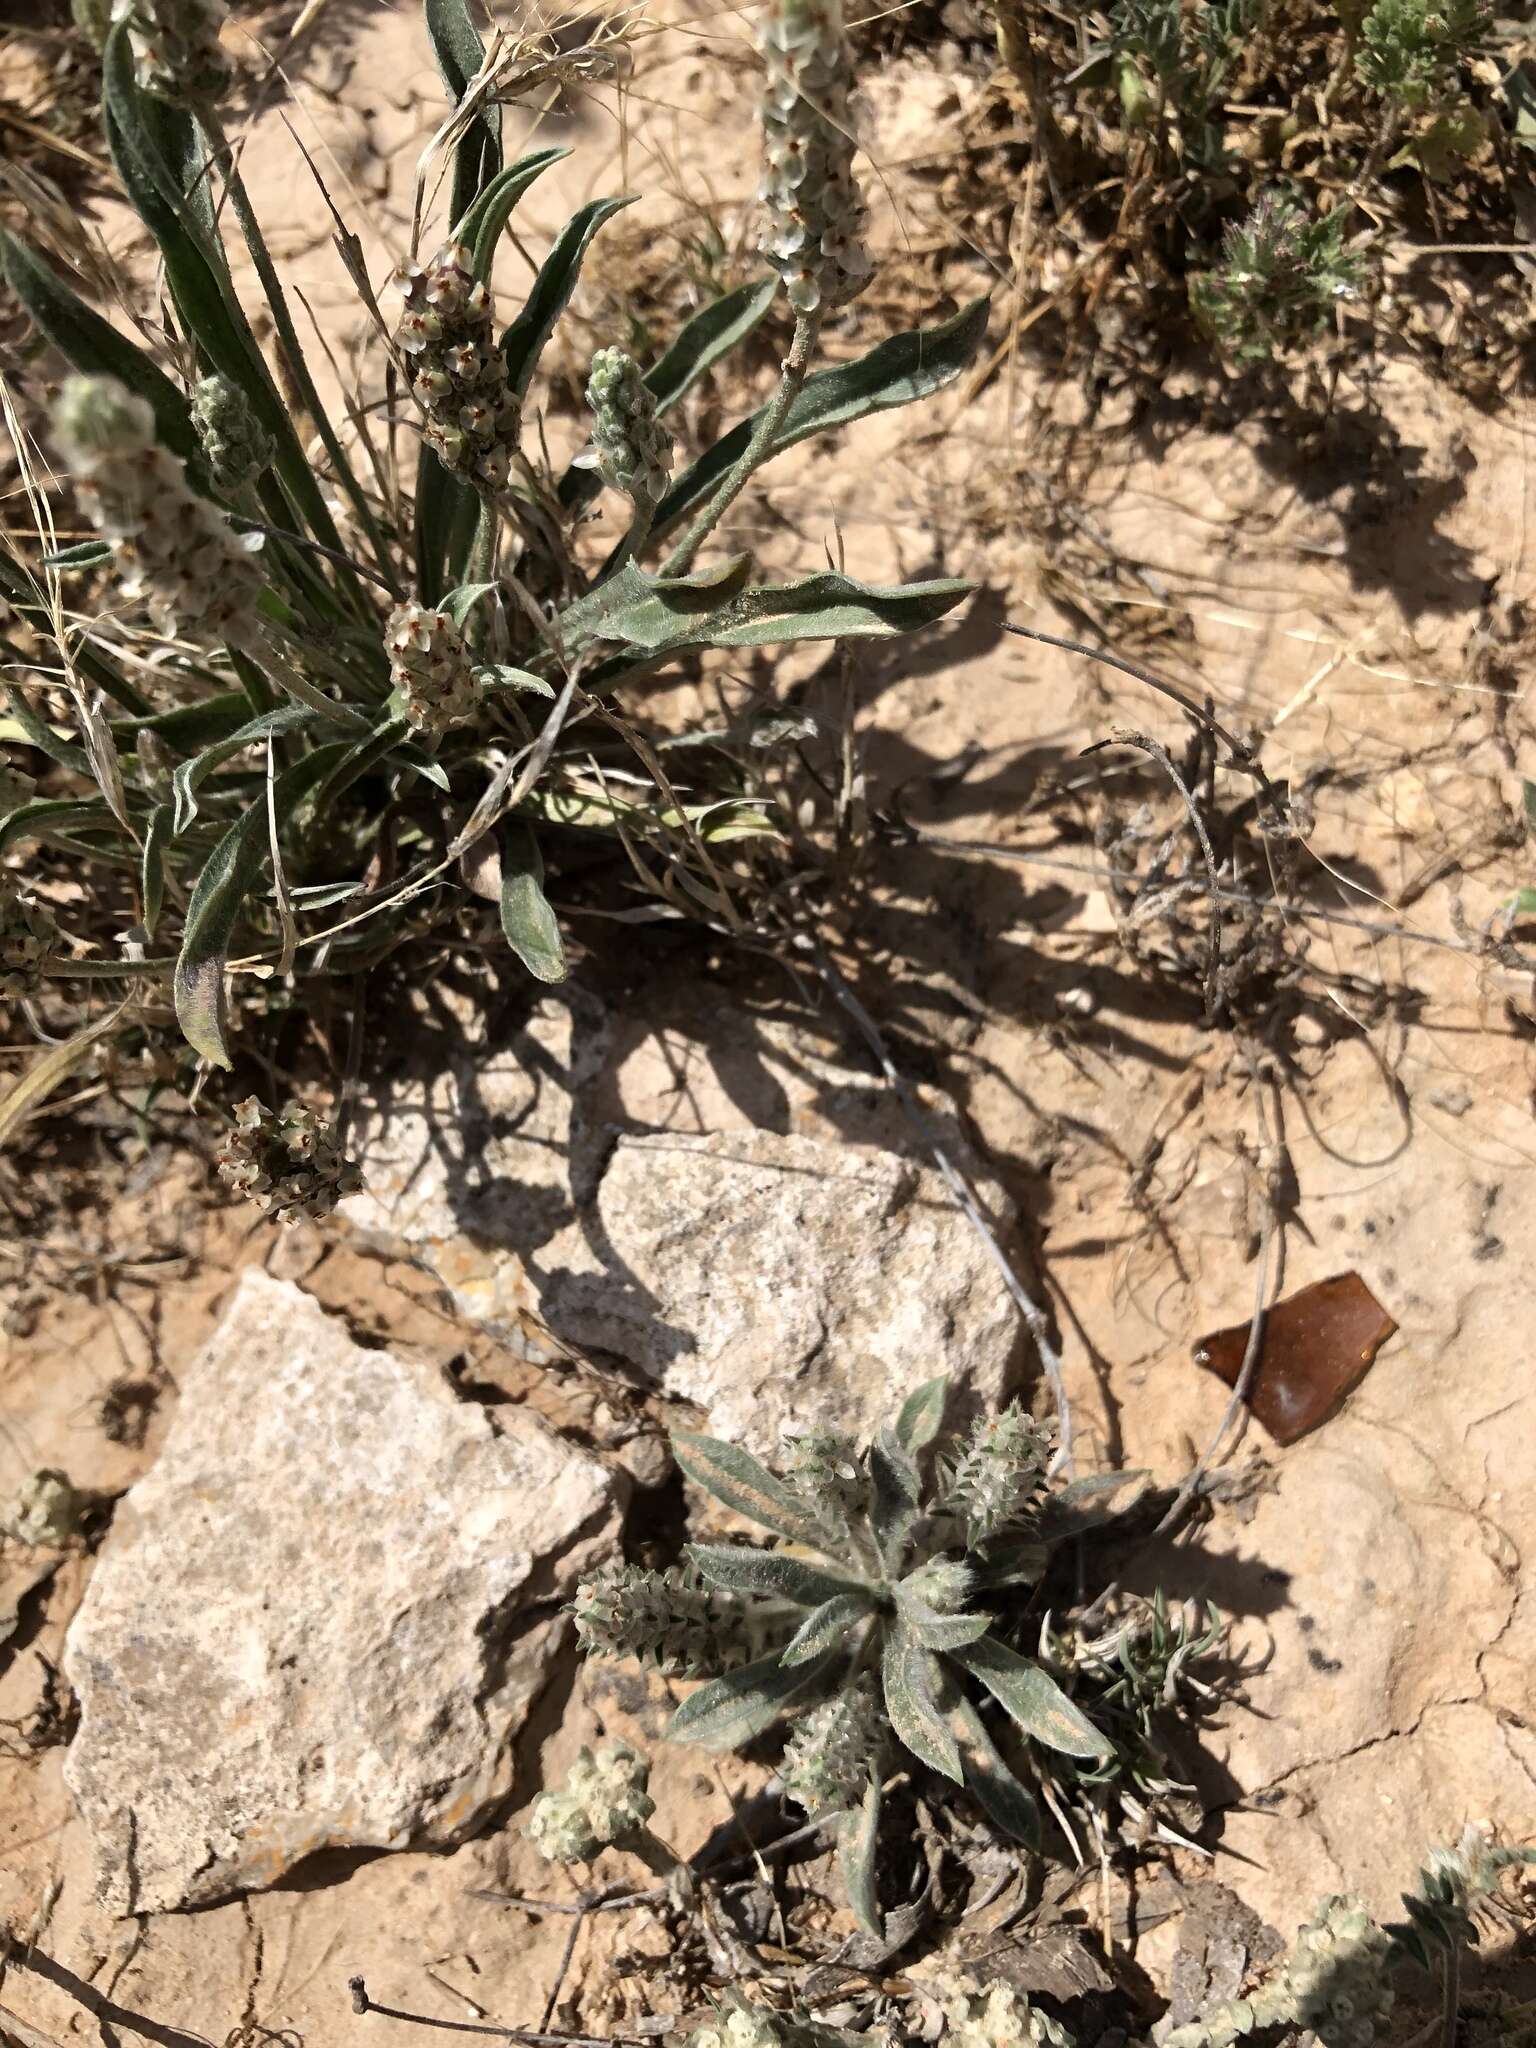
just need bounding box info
[0,1004,129,1152]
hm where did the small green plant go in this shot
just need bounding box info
[1190,194,1365,363]
[1355,0,1488,111]
[1106,0,1264,169]
[572,1378,1188,1932]
[0,0,989,1106]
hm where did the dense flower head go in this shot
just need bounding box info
[384,601,482,736]
[0,876,59,1000]
[757,0,872,314]
[938,1975,1076,2048]
[686,1993,791,2048]
[394,243,520,492]
[110,0,232,105]
[780,1424,867,1523]
[525,1743,655,1864]
[941,1406,1053,1546]
[216,1096,362,1224]
[571,1561,759,1678]
[190,374,275,497]
[582,348,673,510]
[1284,1896,1395,2048]
[53,375,264,646]
[780,1675,884,1817]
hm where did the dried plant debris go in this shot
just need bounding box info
[1193,1270,1398,1443]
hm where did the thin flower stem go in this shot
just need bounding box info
[662,309,822,576]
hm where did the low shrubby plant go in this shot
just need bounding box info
[571,1377,1217,1932]
[0,0,989,1147]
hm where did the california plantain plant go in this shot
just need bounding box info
[0,0,988,1109]
[572,1377,1166,1933]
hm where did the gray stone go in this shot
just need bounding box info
[342,995,1023,1454]
[62,1271,620,1914]
[540,1130,1022,1450]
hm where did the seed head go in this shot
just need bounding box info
[110,0,232,105]
[4,1468,85,1547]
[757,0,872,314]
[780,1425,867,1525]
[394,244,520,492]
[216,1096,363,1225]
[941,1406,1052,1547]
[384,601,482,736]
[937,1976,1076,2048]
[190,375,275,497]
[780,1676,885,1818]
[0,876,59,1000]
[53,375,264,646]
[525,1744,655,1864]
[581,348,673,512]
[571,1561,755,1678]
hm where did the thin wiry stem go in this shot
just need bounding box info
[662,309,821,576]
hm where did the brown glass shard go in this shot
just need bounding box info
[1193,1271,1397,1445]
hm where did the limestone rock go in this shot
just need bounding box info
[539,1131,1020,1450]
[62,1271,620,1914]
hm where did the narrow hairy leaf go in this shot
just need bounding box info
[688,1544,869,1609]
[457,147,570,276]
[140,804,171,938]
[672,1429,836,1548]
[426,0,504,226]
[498,821,567,983]
[897,1602,993,1652]
[838,1774,883,1937]
[5,685,90,776]
[501,196,634,400]
[567,559,973,671]
[894,1375,950,1453]
[868,1431,920,1575]
[667,1647,838,1751]
[0,799,126,859]
[114,691,267,751]
[649,295,990,547]
[948,1690,1041,1847]
[781,1592,876,1666]
[174,742,348,1065]
[951,1637,1113,1760]
[881,1621,963,1783]
[172,706,315,835]
[0,233,203,477]
[43,540,114,570]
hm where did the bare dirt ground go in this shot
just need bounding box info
[0,0,1533,2040]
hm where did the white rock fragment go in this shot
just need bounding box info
[63,1271,620,1913]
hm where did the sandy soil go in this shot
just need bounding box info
[0,0,1533,2039]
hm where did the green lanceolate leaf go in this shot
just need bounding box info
[894,1374,950,1453]
[498,820,567,983]
[558,276,780,514]
[781,1592,876,1666]
[43,540,114,570]
[0,797,126,859]
[5,685,91,777]
[838,1774,883,1938]
[114,691,264,751]
[0,233,203,477]
[951,1637,1113,1760]
[172,706,316,835]
[566,559,973,672]
[868,1431,920,1576]
[668,1647,839,1751]
[882,1620,963,1783]
[672,1428,836,1548]
[426,0,504,227]
[501,196,634,401]
[648,294,991,548]
[947,1689,1041,1847]
[173,740,349,1065]
[688,1544,870,1609]
[895,1598,993,1653]
[414,445,478,605]
[457,146,571,276]
[140,803,171,939]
